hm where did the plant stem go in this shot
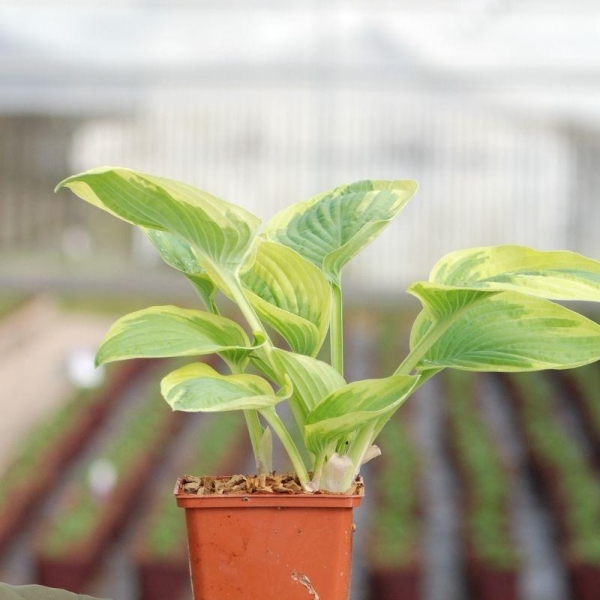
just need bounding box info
[224,274,279,370]
[228,279,268,343]
[346,422,377,479]
[395,295,491,376]
[260,407,311,490]
[311,449,328,489]
[311,441,338,489]
[243,411,265,470]
[228,361,265,470]
[219,271,311,483]
[207,297,219,315]
[394,321,452,376]
[201,273,267,472]
[331,282,344,376]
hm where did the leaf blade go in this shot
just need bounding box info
[58,167,261,272]
[430,245,600,302]
[96,305,254,367]
[143,228,218,308]
[242,242,331,355]
[304,374,418,454]
[270,348,346,425]
[162,363,280,412]
[408,282,600,372]
[263,180,417,283]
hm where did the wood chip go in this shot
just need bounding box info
[178,474,365,497]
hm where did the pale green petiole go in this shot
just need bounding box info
[311,441,337,489]
[331,283,344,376]
[223,274,271,350]
[260,406,311,490]
[222,272,310,481]
[221,356,266,475]
[220,273,281,469]
[243,410,266,473]
[344,422,377,486]
[199,269,268,468]
[394,321,452,376]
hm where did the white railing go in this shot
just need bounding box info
[1,87,598,294]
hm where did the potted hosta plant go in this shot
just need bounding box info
[57,167,600,600]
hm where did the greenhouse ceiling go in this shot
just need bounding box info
[1,0,599,123]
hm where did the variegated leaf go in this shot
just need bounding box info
[271,348,346,424]
[430,245,600,302]
[242,241,331,356]
[162,363,280,411]
[57,167,260,276]
[263,180,417,284]
[304,375,418,454]
[96,305,255,368]
[407,282,600,372]
[143,228,218,309]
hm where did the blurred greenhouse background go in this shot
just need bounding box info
[1,1,600,599]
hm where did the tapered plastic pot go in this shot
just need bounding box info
[175,479,363,600]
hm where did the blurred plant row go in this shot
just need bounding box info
[0,297,599,599]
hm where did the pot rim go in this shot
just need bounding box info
[174,477,364,508]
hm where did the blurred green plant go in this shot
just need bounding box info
[509,373,600,563]
[0,366,124,509]
[446,370,519,570]
[563,364,600,437]
[39,391,172,557]
[0,294,27,320]
[370,417,420,568]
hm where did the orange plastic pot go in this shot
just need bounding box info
[175,479,363,599]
